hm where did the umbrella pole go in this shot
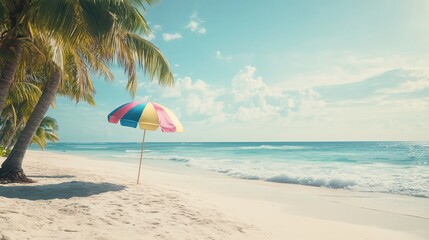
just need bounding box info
[137,129,146,184]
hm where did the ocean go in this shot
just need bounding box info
[33,141,429,198]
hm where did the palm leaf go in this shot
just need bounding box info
[31,116,59,149]
[8,81,41,101]
[113,31,174,96]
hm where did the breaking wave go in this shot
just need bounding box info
[265,175,356,188]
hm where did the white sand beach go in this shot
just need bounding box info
[0,150,428,240]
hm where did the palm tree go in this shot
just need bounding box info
[0,32,109,182]
[0,43,99,182]
[0,2,173,183]
[0,0,153,113]
[0,35,96,149]
[0,81,60,150]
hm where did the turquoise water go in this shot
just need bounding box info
[35,142,429,198]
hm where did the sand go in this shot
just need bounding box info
[0,150,428,240]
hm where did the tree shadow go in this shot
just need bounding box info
[27,175,75,179]
[0,181,126,200]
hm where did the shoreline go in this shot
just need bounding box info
[35,147,429,199]
[1,150,428,239]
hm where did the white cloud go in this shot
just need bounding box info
[138,77,226,123]
[144,32,155,41]
[271,53,429,90]
[133,66,428,141]
[138,66,326,123]
[216,50,232,63]
[153,25,162,31]
[229,66,292,121]
[228,66,429,131]
[135,95,151,102]
[198,27,207,34]
[149,66,289,123]
[380,99,429,112]
[186,20,198,31]
[383,79,429,94]
[162,33,182,41]
[232,66,282,102]
[288,89,327,118]
[235,106,269,122]
[287,98,295,108]
[185,13,207,34]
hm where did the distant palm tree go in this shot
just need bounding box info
[0,86,64,151]
[30,116,59,149]
[0,90,41,149]
[0,1,174,183]
[0,65,43,149]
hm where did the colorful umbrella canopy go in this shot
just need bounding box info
[107,101,183,184]
[108,101,183,132]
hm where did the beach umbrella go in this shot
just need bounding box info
[107,101,183,184]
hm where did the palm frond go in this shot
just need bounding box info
[121,32,174,96]
[31,116,59,149]
[39,116,59,131]
[5,81,42,106]
[57,46,96,106]
[27,0,84,44]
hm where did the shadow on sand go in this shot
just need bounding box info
[27,175,76,179]
[0,181,126,200]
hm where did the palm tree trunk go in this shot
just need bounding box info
[0,69,61,183]
[5,117,25,149]
[0,40,24,114]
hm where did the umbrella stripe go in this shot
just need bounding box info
[107,102,129,123]
[152,103,176,132]
[154,103,183,132]
[138,102,159,130]
[120,103,148,128]
[108,101,143,123]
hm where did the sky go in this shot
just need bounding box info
[48,0,429,142]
